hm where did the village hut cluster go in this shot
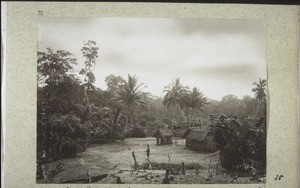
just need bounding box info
[153,129,173,145]
[183,128,216,152]
[154,114,265,153]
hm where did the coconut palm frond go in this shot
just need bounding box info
[252,78,267,101]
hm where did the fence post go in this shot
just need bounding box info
[181,162,186,175]
[216,157,220,175]
[132,151,138,170]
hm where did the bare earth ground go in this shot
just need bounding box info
[39,137,265,184]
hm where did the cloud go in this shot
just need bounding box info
[183,63,257,80]
[101,51,131,67]
[38,17,266,100]
[176,19,265,37]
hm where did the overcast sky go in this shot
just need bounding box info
[38,18,266,101]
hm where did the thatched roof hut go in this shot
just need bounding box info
[231,119,243,126]
[183,128,207,141]
[224,119,243,129]
[247,118,260,127]
[183,128,217,152]
[255,117,266,128]
[153,129,173,145]
[236,119,256,138]
[154,129,173,137]
[221,118,256,138]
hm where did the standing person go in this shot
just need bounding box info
[146,144,150,161]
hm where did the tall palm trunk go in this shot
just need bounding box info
[185,108,190,124]
[172,108,176,130]
[124,106,133,135]
[112,108,121,135]
[190,108,195,127]
[171,106,180,130]
[255,100,260,118]
[186,110,189,124]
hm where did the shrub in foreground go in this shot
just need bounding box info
[60,139,83,158]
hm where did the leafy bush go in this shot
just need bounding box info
[127,126,146,138]
[60,139,79,158]
[172,128,186,137]
[76,138,89,152]
[218,126,266,176]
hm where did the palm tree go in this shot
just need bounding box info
[163,78,189,128]
[114,74,148,130]
[183,87,208,123]
[98,104,128,140]
[252,78,267,117]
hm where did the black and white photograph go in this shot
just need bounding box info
[36,17,267,184]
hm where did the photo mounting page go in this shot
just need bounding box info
[36,17,267,184]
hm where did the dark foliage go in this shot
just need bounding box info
[214,120,266,176]
[60,139,78,158]
[37,43,98,178]
[127,126,147,138]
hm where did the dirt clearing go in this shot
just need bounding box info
[39,137,264,184]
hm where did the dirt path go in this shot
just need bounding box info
[98,137,219,170]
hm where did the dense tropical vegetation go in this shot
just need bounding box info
[37,41,267,179]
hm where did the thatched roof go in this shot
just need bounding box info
[183,128,211,142]
[231,119,243,127]
[154,129,173,138]
[238,119,255,135]
[255,117,266,127]
[218,114,228,119]
[247,118,260,127]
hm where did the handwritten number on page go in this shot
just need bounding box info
[274,175,283,180]
[38,10,43,16]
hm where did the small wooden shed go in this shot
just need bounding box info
[153,129,173,145]
[183,128,217,152]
